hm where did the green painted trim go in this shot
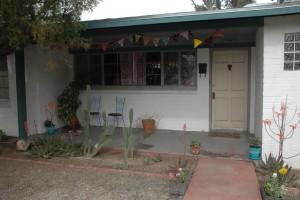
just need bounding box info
[83,18,263,37]
[84,3,300,30]
[15,50,27,139]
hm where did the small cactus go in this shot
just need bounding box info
[122,108,134,168]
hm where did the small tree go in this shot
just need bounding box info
[262,98,300,159]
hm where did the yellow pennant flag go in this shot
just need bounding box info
[194,39,203,48]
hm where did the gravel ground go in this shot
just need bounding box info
[0,158,183,200]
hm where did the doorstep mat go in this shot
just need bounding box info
[208,131,240,138]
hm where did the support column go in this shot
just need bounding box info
[15,50,27,139]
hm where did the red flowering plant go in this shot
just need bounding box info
[168,159,190,183]
[262,97,300,159]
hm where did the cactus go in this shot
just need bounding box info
[76,85,115,157]
[122,108,135,168]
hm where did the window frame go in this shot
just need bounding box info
[0,56,9,100]
[74,49,197,90]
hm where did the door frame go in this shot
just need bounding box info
[209,48,251,131]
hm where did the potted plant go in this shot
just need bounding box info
[136,113,161,137]
[68,116,82,135]
[44,119,55,134]
[57,80,81,125]
[249,136,262,160]
[44,101,57,135]
[190,139,201,155]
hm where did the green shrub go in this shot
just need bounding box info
[57,80,82,123]
[29,136,82,159]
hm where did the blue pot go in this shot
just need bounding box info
[249,147,261,160]
[47,125,56,134]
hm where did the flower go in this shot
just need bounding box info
[272,173,277,179]
[278,168,288,175]
[168,167,189,183]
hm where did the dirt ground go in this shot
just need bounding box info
[0,139,199,200]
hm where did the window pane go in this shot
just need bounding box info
[104,54,120,85]
[90,55,102,85]
[0,56,9,99]
[133,52,145,86]
[164,52,178,85]
[74,54,89,83]
[181,51,196,86]
[120,53,133,86]
[146,52,161,85]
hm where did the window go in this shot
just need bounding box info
[0,56,9,99]
[74,50,196,88]
[284,32,300,71]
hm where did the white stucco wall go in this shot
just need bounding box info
[79,48,210,132]
[262,14,300,168]
[0,54,19,136]
[24,45,73,134]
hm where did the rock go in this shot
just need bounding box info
[16,139,30,151]
[285,187,300,199]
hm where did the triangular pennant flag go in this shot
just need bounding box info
[134,34,142,43]
[128,35,133,44]
[161,37,170,46]
[194,39,203,48]
[152,37,160,47]
[213,29,224,37]
[143,36,151,46]
[204,36,213,47]
[117,39,124,47]
[99,43,109,51]
[189,31,194,38]
[171,34,179,42]
[180,31,189,40]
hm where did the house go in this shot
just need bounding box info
[1,1,300,167]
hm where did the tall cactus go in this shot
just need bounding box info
[76,85,115,157]
[122,108,134,168]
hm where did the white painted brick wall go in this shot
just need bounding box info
[24,45,73,134]
[79,48,210,132]
[0,54,19,136]
[261,15,300,168]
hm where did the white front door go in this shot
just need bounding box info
[212,50,248,130]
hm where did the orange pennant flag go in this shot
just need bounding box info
[143,36,152,46]
[99,43,109,51]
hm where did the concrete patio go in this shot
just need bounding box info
[66,126,250,160]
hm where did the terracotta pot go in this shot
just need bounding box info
[142,119,156,136]
[190,145,200,155]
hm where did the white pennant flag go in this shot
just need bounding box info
[117,39,124,47]
[181,31,189,40]
[152,37,160,47]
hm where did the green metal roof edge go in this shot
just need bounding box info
[84,2,300,30]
